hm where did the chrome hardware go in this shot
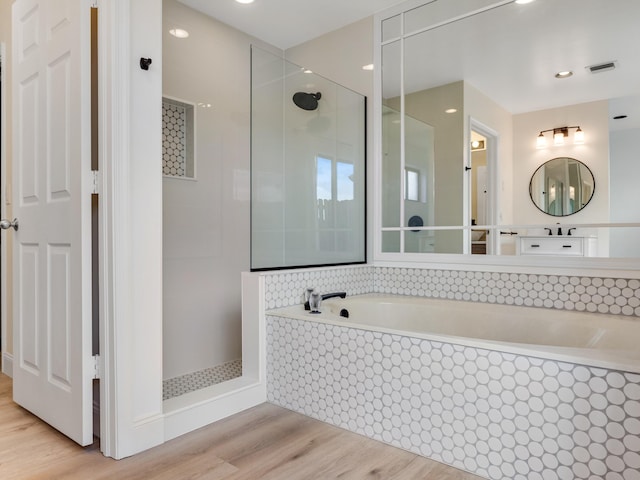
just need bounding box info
[0,218,18,231]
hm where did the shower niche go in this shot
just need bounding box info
[251,46,367,270]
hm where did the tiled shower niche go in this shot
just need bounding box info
[162,96,195,179]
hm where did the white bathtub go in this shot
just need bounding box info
[269,293,640,374]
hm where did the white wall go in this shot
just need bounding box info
[162,0,272,379]
[513,100,610,255]
[610,128,640,257]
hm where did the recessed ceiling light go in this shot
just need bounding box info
[555,71,573,79]
[303,69,313,74]
[169,28,189,38]
[445,108,457,114]
[362,64,374,71]
[235,0,255,4]
[515,0,535,4]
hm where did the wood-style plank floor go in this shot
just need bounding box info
[0,374,484,479]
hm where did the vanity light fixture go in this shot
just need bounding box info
[536,126,584,148]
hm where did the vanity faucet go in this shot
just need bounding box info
[568,228,576,236]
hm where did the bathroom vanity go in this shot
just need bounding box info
[516,236,597,257]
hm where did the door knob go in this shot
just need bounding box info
[0,218,19,231]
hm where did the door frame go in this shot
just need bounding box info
[96,0,164,459]
[468,118,499,255]
[0,41,8,377]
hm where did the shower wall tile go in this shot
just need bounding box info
[267,315,640,480]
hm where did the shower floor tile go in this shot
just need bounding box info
[163,359,242,400]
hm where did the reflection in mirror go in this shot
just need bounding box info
[378,0,640,258]
[529,158,595,217]
[382,104,435,253]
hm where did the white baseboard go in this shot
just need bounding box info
[163,376,266,442]
[2,352,13,377]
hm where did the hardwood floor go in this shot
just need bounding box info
[0,374,484,479]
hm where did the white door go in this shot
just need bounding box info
[11,0,93,445]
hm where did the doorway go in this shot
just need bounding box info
[468,119,499,255]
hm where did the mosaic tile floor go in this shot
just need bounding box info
[163,358,242,400]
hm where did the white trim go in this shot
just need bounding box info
[163,378,265,441]
[96,0,124,458]
[0,41,6,376]
[372,11,382,264]
[2,352,12,377]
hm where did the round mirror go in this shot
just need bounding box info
[529,157,595,217]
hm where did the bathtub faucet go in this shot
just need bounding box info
[304,291,347,310]
[322,291,347,301]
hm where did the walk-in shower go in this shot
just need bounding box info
[251,46,367,270]
[161,0,246,401]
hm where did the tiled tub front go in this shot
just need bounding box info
[266,315,640,480]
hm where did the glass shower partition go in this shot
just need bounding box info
[251,46,366,270]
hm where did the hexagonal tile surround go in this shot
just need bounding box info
[263,266,640,318]
[267,316,640,480]
[262,265,640,479]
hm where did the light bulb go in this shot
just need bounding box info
[554,131,565,146]
[536,132,547,148]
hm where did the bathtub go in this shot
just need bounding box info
[266,294,640,480]
[270,293,640,374]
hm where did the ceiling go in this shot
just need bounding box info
[178,0,405,50]
[177,0,639,129]
[386,0,640,130]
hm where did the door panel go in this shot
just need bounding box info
[12,0,93,446]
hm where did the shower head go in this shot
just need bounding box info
[293,91,322,111]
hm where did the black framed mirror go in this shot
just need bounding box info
[529,157,595,217]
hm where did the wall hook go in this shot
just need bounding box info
[140,57,152,70]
